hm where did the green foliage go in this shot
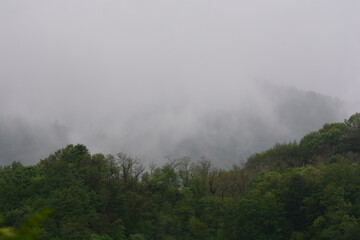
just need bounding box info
[128,233,147,240]
[342,113,360,152]
[234,190,288,240]
[246,142,301,174]
[89,233,113,240]
[109,219,125,240]
[299,122,346,163]
[1,114,360,239]
[0,209,52,240]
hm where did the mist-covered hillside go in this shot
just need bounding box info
[1,113,360,240]
[171,84,348,166]
[0,83,349,166]
[1,0,359,167]
[0,118,69,166]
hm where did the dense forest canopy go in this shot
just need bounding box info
[1,113,360,240]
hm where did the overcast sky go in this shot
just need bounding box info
[1,0,360,165]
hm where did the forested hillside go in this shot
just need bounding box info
[1,113,360,240]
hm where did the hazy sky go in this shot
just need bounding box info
[1,1,360,165]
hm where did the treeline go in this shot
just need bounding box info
[0,113,360,240]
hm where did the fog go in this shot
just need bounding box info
[1,1,359,165]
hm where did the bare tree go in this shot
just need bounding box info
[176,156,192,187]
[116,153,144,184]
[149,162,157,176]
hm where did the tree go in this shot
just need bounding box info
[116,153,144,184]
[0,209,51,240]
[342,113,360,152]
[234,191,289,240]
[175,157,192,188]
[190,157,212,196]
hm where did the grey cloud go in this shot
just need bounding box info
[0,116,69,165]
[0,1,359,165]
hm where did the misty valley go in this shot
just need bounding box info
[1,113,360,240]
[1,1,360,239]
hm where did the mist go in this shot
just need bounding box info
[1,0,359,165]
